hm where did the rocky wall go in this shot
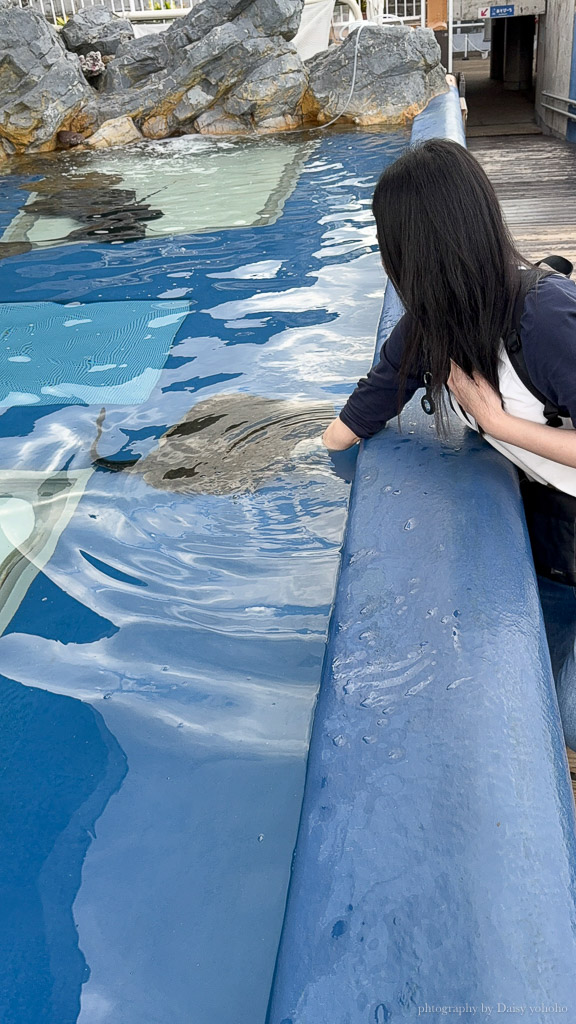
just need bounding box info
[0,0,448,157]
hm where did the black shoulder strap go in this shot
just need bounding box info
[504,258,573,427]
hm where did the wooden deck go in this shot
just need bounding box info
[464,78,576,800]
[468,133,576,267]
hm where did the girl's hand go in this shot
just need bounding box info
[447,361,508,436]
[322,416,361,451]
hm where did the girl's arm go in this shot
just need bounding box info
[448,362,576,469]
[322,417,360,451]
[322,314,420,450]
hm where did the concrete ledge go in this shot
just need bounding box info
[266,86,576,1023]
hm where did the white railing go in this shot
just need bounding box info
[365,1,424,25]
[367,0,423,19]
[16,0,200,23]
[381,0,422,16]
[18,0,424,26]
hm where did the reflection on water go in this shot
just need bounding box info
[0,129,408,1024]
[0,469,92,636]
[93,394,334,494]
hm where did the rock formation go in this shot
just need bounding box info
[95,0,309,136]
[0,8,95,153]
[305,24,448,126]
[85,114,143,148]
[61,6,134,57]
[0,0,448,157]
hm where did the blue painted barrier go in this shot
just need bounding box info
[266,86,576,1023]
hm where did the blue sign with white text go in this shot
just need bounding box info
[490,4,514,15]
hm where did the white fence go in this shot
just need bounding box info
[379,0,422,17]
[17,0,424,27]
[16,0,201,22]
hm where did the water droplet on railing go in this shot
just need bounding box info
[387,747,406,761]
[447,676,472,690]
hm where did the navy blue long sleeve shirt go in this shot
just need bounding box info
[339,274,576,438]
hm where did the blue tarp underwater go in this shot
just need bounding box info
[0,300,191,407]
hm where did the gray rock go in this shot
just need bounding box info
[193,106,250,135]
[99,33,174,92]
[0,0,445,152]
[98,0,302,95]
[242,0,304,42]
[98,18,307,135]
[305,25,448,126]
[0,8,95,152]
[171,83,216,129]
[167,0,303,48]
[222,45,307,124]
[166,0,254,48]
[61,6,134,57]
[101,0,304,90]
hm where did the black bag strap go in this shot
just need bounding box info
[504,257,573,428]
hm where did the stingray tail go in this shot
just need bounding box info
[90,407,140,472]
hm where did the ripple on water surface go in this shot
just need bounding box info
[0,128,408,1024]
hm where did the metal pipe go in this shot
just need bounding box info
[542,91,576,106]
[540,102,576,122]
[420,0,425,29]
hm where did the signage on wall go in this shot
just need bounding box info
[478,4,515,15]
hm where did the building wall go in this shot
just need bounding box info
[535,0,576,137]
[455,1,545,19]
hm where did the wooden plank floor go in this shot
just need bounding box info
[468,134,576,267]
[469,127,576,801]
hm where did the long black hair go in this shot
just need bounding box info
[372,138,538,432]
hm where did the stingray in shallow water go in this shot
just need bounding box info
[93,394,336,495]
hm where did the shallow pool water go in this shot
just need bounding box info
[0,128,407,1024]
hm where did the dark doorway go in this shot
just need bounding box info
[456,15,540,139]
